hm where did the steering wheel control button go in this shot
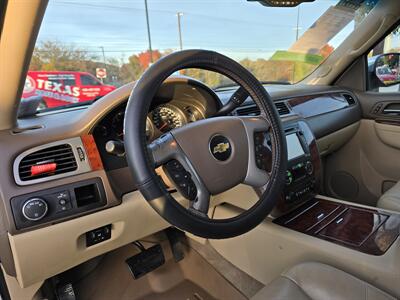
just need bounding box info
[254,132,272,171]
[22,198,48,221]
[209,135,232,162]
[165,160,197,201]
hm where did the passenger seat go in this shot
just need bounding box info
[377,182,400,212]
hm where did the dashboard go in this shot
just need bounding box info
[0,76,362,287]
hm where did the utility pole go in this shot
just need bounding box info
[144,0,153,63]
[295,6,300,41]
[100,46,107,68]
[177,12,183,51]
[99,46,107,83]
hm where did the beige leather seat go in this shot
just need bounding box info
[251,262,395,300]
[377,181,400,212]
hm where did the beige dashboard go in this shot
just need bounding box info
[0,79,362,288]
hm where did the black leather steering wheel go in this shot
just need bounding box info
[124,50,287,239]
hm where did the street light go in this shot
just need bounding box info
[144,0,153,63]
[177,12,183,51]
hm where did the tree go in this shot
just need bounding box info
[30,40,98,72]
[138,50,161,69]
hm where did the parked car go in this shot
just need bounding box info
[23,71,116,108]
[376,65,397,83]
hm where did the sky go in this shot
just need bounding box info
[37,0,345,63]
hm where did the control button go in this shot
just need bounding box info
[53,191,70,201]
[22,198,48,221]
[86,224,112,247]
[56,200,72,213]
[305,161,314,175]
[165,160,198,201]
[285,170,293,185]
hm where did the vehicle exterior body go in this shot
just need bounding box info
[23,71,115,108]
[376,65,397,82]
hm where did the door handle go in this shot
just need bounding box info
[383,108,400,115]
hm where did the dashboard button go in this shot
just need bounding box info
[285,170,293,185]
[22,198,48,221]
[305,161,314,175]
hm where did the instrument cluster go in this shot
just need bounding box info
[95,101,206,143]
[93,78,220,171]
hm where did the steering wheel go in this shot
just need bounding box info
[124,50,287,239]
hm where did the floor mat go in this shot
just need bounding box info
[74,240,246,300]
[137,280,216,300]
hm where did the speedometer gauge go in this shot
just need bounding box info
[152,104,185,133]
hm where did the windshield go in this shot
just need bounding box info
[21,0,378,113]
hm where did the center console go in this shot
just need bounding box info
[281,121,320,205]
[268,121,399,256]
[255,119,321,213]
[274,197,400,255]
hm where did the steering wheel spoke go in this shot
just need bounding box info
[148,133,178,167]
[240,116,273,188]
[148,133,211,215]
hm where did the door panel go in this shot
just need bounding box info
[375,121,400,149]
[325,119,400,206]
[324,81,400,207]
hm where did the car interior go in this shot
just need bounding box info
[1,0,400,299]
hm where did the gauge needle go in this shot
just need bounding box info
[159,122,168,131]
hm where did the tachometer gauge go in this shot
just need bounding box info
[152,104,186,133]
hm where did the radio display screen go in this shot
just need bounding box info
[286,133,305,160]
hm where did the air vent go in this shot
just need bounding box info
[18,144,78,182]
[274,101,290,115]
[235,101,291,116]
[343,94,356,106]
[236,104,260,116]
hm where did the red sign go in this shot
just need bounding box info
[96,68,107,79]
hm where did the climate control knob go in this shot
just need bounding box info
[305,161,314,175]
[22,198,48,221]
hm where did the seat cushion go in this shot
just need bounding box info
[377,181,400,212]
[251,262,395,300]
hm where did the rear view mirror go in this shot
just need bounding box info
[247,0,314,7]
[369,53,400,88]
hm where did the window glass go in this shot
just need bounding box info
[81,74,101,86]
[21,0,379,114]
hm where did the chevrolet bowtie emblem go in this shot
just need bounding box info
[213,142,230,154]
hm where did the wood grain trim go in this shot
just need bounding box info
[288,93,349,118]
[274,198,400,256]
[81,135,104,171]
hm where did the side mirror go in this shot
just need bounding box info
[18,96,45,118]
[370,53,400,88]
